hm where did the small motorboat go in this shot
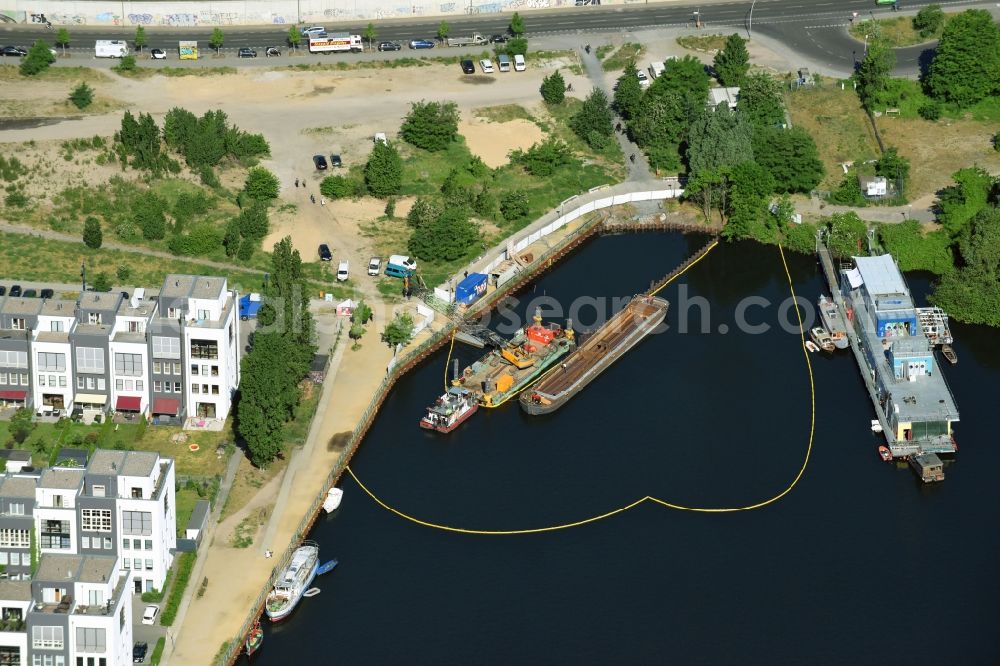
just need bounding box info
[940,344,957,365]
[809,327,836,352]
[878,445,892,462]
[303,588,321,598]
[316,559,338,575]
[322,487,343,514]
[245,619,263,656]
[805,340,820,353]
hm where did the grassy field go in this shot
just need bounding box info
[601,43,646,71]
[848,13,958,48]
[132,425,231,478]
[113,66,239,79]
[676,34,729,52]
[0,65,111,82]
[473,104,535,123]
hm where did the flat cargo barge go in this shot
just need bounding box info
[520,295,669,415]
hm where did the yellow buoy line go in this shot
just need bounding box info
[351,244,813,533]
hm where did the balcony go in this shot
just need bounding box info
[0,617,23,632]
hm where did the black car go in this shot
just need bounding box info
[40,288,54,299]
[238,47,257,58]
[9,285,22,297]
[0,286,6,296]
[133,641,148,663]
[461,59,475,74]
[2,46,28,57]
[330,154,342,168]
[313,154,328,170]
[318,244,333,262]
[22,289,37,298]
[377,41,401,52]
[490,34,509,44]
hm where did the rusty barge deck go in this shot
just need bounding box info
[519,295,669,415]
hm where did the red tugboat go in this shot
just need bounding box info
[419,386,479,433]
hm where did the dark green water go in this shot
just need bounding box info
[253,235,1000,665]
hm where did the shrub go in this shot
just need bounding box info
[69,82,94,110]
[113,55,137,72]
[159,552,196,626]
[19,40,55,76]
[134,193,168,240]
[320,175,354,199]
[243,166,280,201]
[82,216,103,249]
[199,166,220,188]
[4,190,29,208]
[912,4,945,38]
[510,138,572,177]
[167,225,224,256]
[539,70,566,105]
[92,272,113,292]
[384,198,396,218]
[917,101,942,120]
[116,265,132,281]
[400,101,460,152]
[500,189,530,221]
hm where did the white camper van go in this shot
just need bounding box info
[95,40,129,58]
[513,54,526,72]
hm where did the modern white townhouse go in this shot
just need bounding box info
[0,275,241,425]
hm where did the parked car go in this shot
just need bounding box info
[313,154,328,170]
[514,54,526,72]
[330,154,342,168]
[336,261,350,281]
[141,605,159,625]
[22,289,37,298]
[636,70,650,88]
[150,48,166,59]
[367,257,382,276]
[301,26,326,36]
[318,244,333,262]
[409,39,435,50]
[237,47,257,58]
[460,59,475,74]
[490,34,509,43]
[377,41,401,51]
[479,58,494,74]
[265,46,281,57]
[0,286,6,296]
[132,641,148,663]
[1,46,27,57]
[40,288,54,299]
[9,285,22,297]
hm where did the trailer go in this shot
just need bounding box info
[95,40,129,58]
[648,61,665,79]
[455,273,488,305]
[308,33,363,54]
[239,293,262,320]
[179,41,198,60]
[446,34,488,47]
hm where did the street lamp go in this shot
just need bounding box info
[748,0,757,38]
[81,261,87,292]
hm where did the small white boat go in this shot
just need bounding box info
[805,340,820,353]
[322,487,343,514]
[303,588,321,598]
[809,327,836,353]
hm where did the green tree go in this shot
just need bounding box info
[936,167,994,237]
[631,55,710,165]
[826,211,868,258]
[364,140,403,197]
[406,196,440,229]
[724,161,777,242]
[209,28,225,54]
[68,82,94,110]
[382,312,415,347]
[570,88,615,149]
[116,264,132,282]
[613,62,643,120]
[115,110,162,171]
[500,189,530,221]
[683,167,726,221]
[751,126,824,193]
[539,70,566,105]
[19,40,56,76]
[408,207,479,261]
[8,408,34,444]
[686,104,754,176]
[320,175,354,199]
[134,25,147,53]
[287,26,301,52]
[400,100,460,151]
[237,201,269,241]
[363,23,377,51]
[855,37,896,111]
[92,272,113,292]
[223,218,241,257]
[82,216,103,249]
[737,72,785,130]
[925,9,1000,107]
[713,33,750,87]
[874,147,910,197]
[135,192,167,240]
[501,37,528,57]
[510,138,572,177]
[930,207,1000,326]
[474,188,498,218]
[436,21,450,41]
[351,300,373,328]
[237,333,294,466]
[113,54,137,72]
[55,28,70,56]
[509,12,525,37]
[913,4,945,38]
[243,166,280,201]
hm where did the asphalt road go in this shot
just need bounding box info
[0,0,994,75]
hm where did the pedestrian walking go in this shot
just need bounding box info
[310,194,316,204]
[630,154,636,163]
[295,178,299,188]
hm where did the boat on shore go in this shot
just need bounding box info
[452,308,574,408]
[809,326,836,352]
[818,295,849,349]
[419,386,479,433]
[520,295,669,415]
[322,487,343,514]
[940,344,957,365]
[265,541,319,622]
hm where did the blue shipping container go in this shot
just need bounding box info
[455,273,488,305]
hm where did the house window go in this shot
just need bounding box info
[87,590,103,606]
[115,379,123,391]
[38,375,46,387]
[8,503,24,516]
[76,377,84,389]
[153,381,162,392]
[174,382,182,393]
[52,495,63,508]
[51,320,64,332]
[192,385,199,394]
[145,560,153,571]
[18,374,27,386]
[133,558,141,570]
[91,484,105,497]
[48,375,55,386]
[191,365,199,375]
[87,313,102,325]
[201,365,208,376]
[59,376,66,387]
[0,646,19,665]
[40,519,71,549]
[10,318,25,331]
[81,509,112,532]
[31,625,64,649]
[133,539,140,549]
[172,362,182,375]
[201,384,208,394]
[37,352,66,371]
[153,361,162,374]
[212,385,219,395]
[0,373,6,384]
[0,352,27,368]
[75,347,105,373]
[81,536,90,549]
[144,540,152,550]
[190,339,219,360]
[131,488,143,499]
[123,540,129,550]
[167,307,177,319]
[128,321,144,333]
[136,380,143,391]
[75,627,106,653]
[103,538,111,549]
[197,309,210,320]
[125,380,133,391]
[0,528,30,548]
[211,366,219,376]
[123,558,130,569]
[151,336,180,359]
[114,353,143,376]
[122,510,152,535]
[85,377,95,390]
[97,379,105,391]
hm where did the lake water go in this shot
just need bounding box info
[250,234,1000,665]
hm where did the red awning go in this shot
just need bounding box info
[152,398,180,415]
[116,396,142,411]
[0,390,26,401]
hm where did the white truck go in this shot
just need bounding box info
[649,61,666,79]
[308,33,363,54]
[95,40,129,58]
[446,34,489,47]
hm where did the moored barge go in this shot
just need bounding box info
[520,295,669,415]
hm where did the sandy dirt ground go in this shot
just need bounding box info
[458,117,544,168]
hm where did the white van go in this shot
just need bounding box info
[337,261,350,281]
[649,61,666,79]
[95,40,129,58]
[479,58,494,74]
[497,54,511,72]
[513,54,526,72]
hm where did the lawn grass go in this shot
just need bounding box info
[676,34,729,52]
[601,43,646,71]
[174,487,202,538]
[848,13,958,48]
[132,425,230,478]
[219,453,289,522]
[149,637,165,666]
